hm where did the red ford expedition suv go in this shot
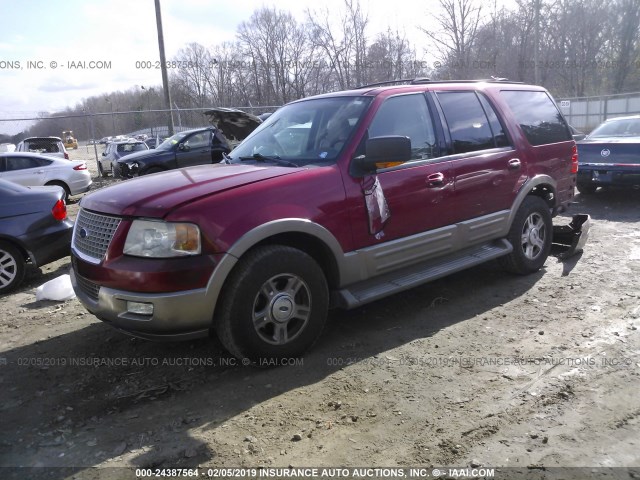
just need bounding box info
[71,79,582,361]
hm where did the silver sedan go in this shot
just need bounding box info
[0,152,92,202]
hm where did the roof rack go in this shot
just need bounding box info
[356,76,523,89]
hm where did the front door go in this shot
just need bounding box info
[346,93,455,255]
[176,131,212,168]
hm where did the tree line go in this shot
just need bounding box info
[5,0,638,142]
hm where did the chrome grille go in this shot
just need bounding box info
[75,272,100,302]
[73,209,121,262]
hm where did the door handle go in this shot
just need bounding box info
[426,172,445,187]
[508,158,521,169]
[34,170,44,174]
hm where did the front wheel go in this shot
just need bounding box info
[45,181,70,203]
[500,196,552,275]
[215,245,328,362]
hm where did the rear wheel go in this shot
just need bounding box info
[45,181,70,203]
[576,182,597,194]
[0,241,26,294]
[500,196,552,275]
[215,245,328,362]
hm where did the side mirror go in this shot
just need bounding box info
[351,136,411,177]
[178,143,190,152]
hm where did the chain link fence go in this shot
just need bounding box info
[0,106,279,141]
[0,105,279,160]
[558,92,640,133]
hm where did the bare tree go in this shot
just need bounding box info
[306,0,369,89]
[421,0,483,78]
[610,0,640,92]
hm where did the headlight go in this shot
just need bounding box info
[123,219,201,258]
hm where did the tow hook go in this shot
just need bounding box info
[551,214,591,259]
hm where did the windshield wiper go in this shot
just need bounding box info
[238,153,298,168]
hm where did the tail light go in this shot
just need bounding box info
[570,144,578,173]
[73,163,87,170]
[52,199,67,221]
[64,152,69,160]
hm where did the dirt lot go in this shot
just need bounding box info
[1,147,639,479]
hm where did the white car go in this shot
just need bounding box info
[16,137,69,160]
[0,152,91,202]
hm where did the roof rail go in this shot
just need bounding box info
[356,78,426,88]
[356,77,523,89]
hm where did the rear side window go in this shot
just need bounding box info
[501,90,571,145]
[5,156,50,171]
[477,94,510,148]
[436,91,496,154]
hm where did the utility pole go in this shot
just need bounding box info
[534,0,540,85]
[154,0,175,136]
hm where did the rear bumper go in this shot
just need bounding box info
[22,219,74,267]
[551,214,591,259]
[578,168,640,187]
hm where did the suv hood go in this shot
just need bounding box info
[115,147,167,163]
[80,164,300,217]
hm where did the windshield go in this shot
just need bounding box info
[229,96,371,166]
[156,131,189,151]
[589,118,640,137]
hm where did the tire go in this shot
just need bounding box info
[45,181,70,203]
[576,182,597,195]
[499,196,552,275]
[0,241,26,294]
[214,245,329,362]
[111,162,121,178]
[98,161,108,178]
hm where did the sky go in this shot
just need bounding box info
[0,0,446,129]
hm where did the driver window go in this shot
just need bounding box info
[184,132,210,149]
[368,94,438,161]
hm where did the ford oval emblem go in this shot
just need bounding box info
[601,148,611,157]
[79,227,89,239]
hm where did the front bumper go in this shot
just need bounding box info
[117,161,138,178]
[70,267,212,340]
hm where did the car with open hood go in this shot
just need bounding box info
[576,115,640,194]
[116,127,232,178]
[71,79,588,362]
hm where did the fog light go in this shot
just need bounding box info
[127,301,154,315]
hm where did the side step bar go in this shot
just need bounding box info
[332,239,512,309]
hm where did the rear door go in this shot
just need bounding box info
[434,90,524,225]
[176,131,212,168]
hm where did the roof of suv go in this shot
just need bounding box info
[22,136,63,141]
[298,78,543,101]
